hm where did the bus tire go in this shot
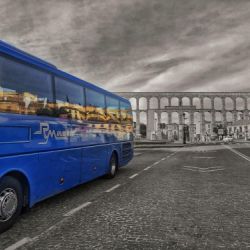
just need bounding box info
[105,153,118,179]
[0,176,23,233]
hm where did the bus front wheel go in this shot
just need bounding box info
[0,176,23,233]
[106,153,118,179]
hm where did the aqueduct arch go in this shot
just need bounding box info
[116,92,250,141]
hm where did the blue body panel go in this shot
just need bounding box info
[0,41,133,207]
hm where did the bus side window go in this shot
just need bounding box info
[85,89,106,122]
[106,96,120,123]
[120,101,133,124]
[0,55,54,116]
[54,77,85,121]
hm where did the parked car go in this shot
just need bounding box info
[223,136,234,143]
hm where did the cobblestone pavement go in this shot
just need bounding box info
[1,144,250,249]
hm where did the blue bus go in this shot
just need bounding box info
[0,41,133,232]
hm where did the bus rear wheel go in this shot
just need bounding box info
[106,153,118,179]
[0,176,23,233]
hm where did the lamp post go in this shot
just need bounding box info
[183,113,186,144]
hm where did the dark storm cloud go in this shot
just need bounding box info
[0,0,250,92]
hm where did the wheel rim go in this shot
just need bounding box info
[111,158,116,175]
[0,188,18,222]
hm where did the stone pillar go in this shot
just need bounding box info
[232,111,237,122]
[244,98,248,120]
[222,97,226,111]
[190,112,194,143]
[211,111,215,135]
[136,111,140,136]
[179,112,184,124]
[244,98,248,110]
[146,97,149,110]
[157,111,161,124]
[147,110,155,140]
[188,97,192,106]
[200,111,205,141]
[157,97,160,110]
[233,98,236,111]
[135,98,140,137]
[167,112,172,141]
[136,97,139,110]
[190,112,194,124]
[201,97,204,110]
[222,111,226,125]
[168,112,172,124]
[211,98,215,110]
[157,111,162,140]
[190,97,194,106]
[244,110,248,120]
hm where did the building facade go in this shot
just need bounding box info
[227,120,250,140]
[116,92,250,142]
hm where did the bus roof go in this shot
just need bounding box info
[0,40,129,103]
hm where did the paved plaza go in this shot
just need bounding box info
[1,144,250,249]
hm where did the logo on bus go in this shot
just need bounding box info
[34,122,73,144]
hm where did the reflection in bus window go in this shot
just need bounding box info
[0,56,53,116]
[120,101,133,124]
[86,89,106,122]
[55,78,85,120]
[106,96,120,123]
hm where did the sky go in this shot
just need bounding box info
[0,0,250,92]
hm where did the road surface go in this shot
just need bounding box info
[1,143,250,249]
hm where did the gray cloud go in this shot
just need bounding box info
[0,0,250,92]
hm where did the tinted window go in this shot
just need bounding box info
[120,101,133,124]
[55,77,85,120]
[106,96,120,123]
[0,55,53,116]
[86,89,106,122]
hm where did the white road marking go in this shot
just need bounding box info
[224,145,250,162]
[193,156,215,159]
[5,238,32,250]
[105,184,121,193]
[134,153,142,156]
[64,202,92,217]
[183,166,225,172]
[129,173,139,179]
[183,166,201,169]
[183,168,197,172]
[168,153,177,157]
[200,168,225,172]
[144,166,152,171]
[153,161,160,165]
[184,166,220,170]
[167,154,174,158]
[161,157,166,161]
[129,174,139,179]
[195,150,217,153]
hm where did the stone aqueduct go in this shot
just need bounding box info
[116,92,250,141]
